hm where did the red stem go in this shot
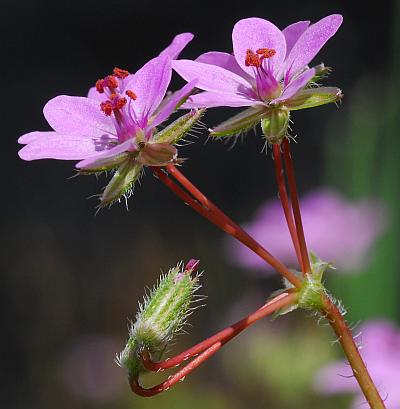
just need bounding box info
[130,292,298,397]
[142,290,297,371]
[163,164,302,288]
[281,139,311,273]
[272,144,304,272]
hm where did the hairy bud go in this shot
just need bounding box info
[117,261,202,378]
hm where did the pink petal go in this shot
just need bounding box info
[182,91,257,108]
[172,59,251,95]
[284,14,343,79]
[18,131,48,144]
[18,132,102,161]
[274,67,316,102]
[151,80,197,128]
[76,139,135,169]
[196,51,254,83]
[282,21,310,56]
[232,17,286,77]
[158,33,194,59]
[44,95,115,138]
[123,56,172,120]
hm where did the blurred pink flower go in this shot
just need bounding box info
[314,320,400,408]
[227,189,386,273]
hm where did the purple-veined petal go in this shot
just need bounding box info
[151,81,197,128]
[232,18,286,77]
[123,56,172,120]
[284,14,343,79]
[76,139,136,169]
[159,33,194,59]
[182,91,258,108]
[172,59,251,96]
[274,67,316,102]
[196,51,254,83]
[87,86,108,102]
[282,21,310,56]
[44,95,116,138]
[18,132,103,161]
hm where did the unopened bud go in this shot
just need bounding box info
[261,107,290,144]
[117,261,202,378]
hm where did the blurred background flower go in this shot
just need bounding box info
[227,188,386,273]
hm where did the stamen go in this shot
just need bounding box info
[113,67,130,79]
[103,75,119,89]
[95,79,105,93]
[114,97,127,110]
[126,90,137,100]
[256,48,276,59]
[100,101,114,116]
[245,49,261,67]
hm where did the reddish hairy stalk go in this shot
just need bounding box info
[281,139,311,273]
[142,290,298,371]
[130,291,298,397]
[153,165,302,288]
[321,295,386,408]
[272,144,304,272]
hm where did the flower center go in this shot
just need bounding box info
[244,48,281,101]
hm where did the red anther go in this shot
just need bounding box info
[100,101,114,116]
[114,97,127,110]
[126,90,137,100]
[256,48,276,59]
[109,93,118,100]
[95,79,105,93]
[103,75,119,89]
[113,67,130,79]
[245,49,261,67]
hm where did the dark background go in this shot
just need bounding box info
[2,1,397,408]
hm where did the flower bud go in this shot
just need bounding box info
[117,261,202,378]
[261,107,290,144]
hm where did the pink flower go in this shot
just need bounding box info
[227,189,386,273]
[314,320,400,408]
[172,15,342,109]
[18,34,201,206]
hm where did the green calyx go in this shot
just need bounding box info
[261,107,290,144]
[286,87,343,111]
[117,262,202,378]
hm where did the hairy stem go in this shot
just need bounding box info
[272,144,304,271]
[321,295,386,408]
[130,291,298,396]
[281,139,311,273]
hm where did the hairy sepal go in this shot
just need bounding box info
[100,160,143,207]
[154,109,205,145]
[210,106,268,138]
[261,107,290,144]
[78,152,130,174]
[286,87,343,111]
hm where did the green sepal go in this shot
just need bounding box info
[286,87,343,111]
[77,152,129,174]
[310,63,332,83]
[154,109,205,145]
[100,159,143,207]
[261,107,290,144]
[210,106,268,138]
